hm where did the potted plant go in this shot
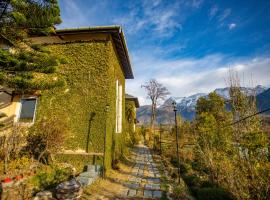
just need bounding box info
[1,177,13,187]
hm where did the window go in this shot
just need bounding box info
[115,80,122,133]
[18,98,37,123]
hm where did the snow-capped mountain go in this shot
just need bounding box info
[137,85,268,124]
[214,85,267,99]
[163,93,207,108]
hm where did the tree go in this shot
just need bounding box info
[142,79,170,142]
[0,0,64,93]
[0,0,61,39]
[228,71,269,199]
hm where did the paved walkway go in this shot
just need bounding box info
[81,144,164,199]
[122,144,163,199]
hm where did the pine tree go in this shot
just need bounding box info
[0,0,64,92]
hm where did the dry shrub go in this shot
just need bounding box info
[26,116,69,163]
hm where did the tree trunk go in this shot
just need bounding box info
[38,149,47,163]
[150,102,157,143]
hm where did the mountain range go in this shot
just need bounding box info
[137,85,270,124]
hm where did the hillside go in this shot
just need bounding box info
[137,85,269,124]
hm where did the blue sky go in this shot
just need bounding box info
[58,0,270,105]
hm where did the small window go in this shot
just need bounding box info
[18,98,37,123]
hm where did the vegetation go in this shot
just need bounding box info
[0,0,64,92]
[153,75,269,200]
[142,79,170,144]
[26,115,69,163]
[36,39,127,173]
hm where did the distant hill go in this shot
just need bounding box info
[256,88,270,115]
[137,85,269,124]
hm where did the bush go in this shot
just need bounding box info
[180,163,192,174]
[131,130,141,145]
[173,184,194,200]
[183,175,201,188]
[26,116,68,163]
[170,156,179,167]
[28,165,73,190]
[197,187,234,200]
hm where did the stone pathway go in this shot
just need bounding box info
[80,143,164,199]
[122,144,163,199]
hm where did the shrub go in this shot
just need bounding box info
[26,116,68,163]
[130,130,141,145]
[183,174,201,188]
[28,165,73,190]
[170,156,178,167]
[180,163,192,174]
[197,187,234,200]
[173,184,194,200]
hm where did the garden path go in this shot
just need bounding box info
[80,143,164,199]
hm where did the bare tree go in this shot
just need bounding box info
[142,79,170,142]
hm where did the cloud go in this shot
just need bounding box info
[127,53,270,105]
[112,0,182,37]
[209,5,218,18]
[57,0,88,28]
[218,8,231,22]
[191,0,204,8]
[228,23,237,30]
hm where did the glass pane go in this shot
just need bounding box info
[19,99,36,122]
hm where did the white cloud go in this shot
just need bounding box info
[218,8,231,22]
[191,0,204,9]
[57,0,88,28]
[126,53,270,105]
[228,23,237,30]
[111,0,182,37]
[209,5,218,18]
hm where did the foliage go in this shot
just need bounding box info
[192,87,270,199]
[0,0,61,40]
[0,48,65,92]
[54,154,102,174]
[26,116,68,163]
[140,125,147,140]
[0,0,64,92]
[125,100,140,145]
[36,39,126,172]
[159,81,269,200]
[173,184,194,200]
[0,125,27,174]
[196,187,234,200]
[27,165,73,191]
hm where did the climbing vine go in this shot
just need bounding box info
[35,37,126,172]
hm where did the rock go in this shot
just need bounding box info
[55,179,82,200]
[33,191,53,200]
[153,190,162,198]
[79,171,98,178]
[76,176,95,187]
[86,165,102,175]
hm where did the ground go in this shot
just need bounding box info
[80,143,167,200]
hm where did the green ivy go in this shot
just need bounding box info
[36,38,126,172]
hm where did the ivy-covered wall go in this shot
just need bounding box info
[35,35,126,173]
[125,100,136,134]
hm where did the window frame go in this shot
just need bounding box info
[115,80,123,133]
[17,97,38,125]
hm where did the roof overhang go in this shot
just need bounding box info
[125,94,140,108]
[55,26,134,79]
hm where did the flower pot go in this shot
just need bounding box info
[2,178,12,183]
[15,175,23,181]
